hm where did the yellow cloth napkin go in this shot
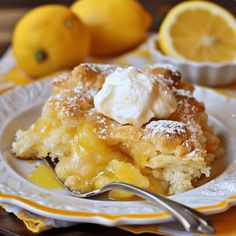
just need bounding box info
[1,39,236,235]
[3,202,236,235]
[120,206,236,236]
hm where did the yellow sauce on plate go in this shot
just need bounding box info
[28,164,62,190]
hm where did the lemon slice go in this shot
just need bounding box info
[159,1,236,62]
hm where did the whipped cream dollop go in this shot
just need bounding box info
[94,67,177,126]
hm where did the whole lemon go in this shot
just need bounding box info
[13,5,90,77]
[71,0,152,56]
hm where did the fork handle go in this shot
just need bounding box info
[100,182,215,234]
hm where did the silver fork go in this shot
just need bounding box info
[44,157,215,234]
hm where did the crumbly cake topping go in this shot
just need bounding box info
[47,63,203,141]
[142,65,181,89]
[176,97,202,120]
[49,87,95,117]
[49,63,187,120]
[48,63,204,145]
[51,72,70,86]
[73,85,98,99]
[85,109,117,139]
[156,73,175,85]
[52,73,68,83]
[95,115,110,138]
[148,64,180,77]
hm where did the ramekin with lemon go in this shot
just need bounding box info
[149,1,236,86]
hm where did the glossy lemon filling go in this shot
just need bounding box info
[25,118,167,199]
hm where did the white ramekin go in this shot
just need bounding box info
[148,34,236,87]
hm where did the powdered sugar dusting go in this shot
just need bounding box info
[145,120,187,137]
[54,92,81,116]
[97,116,107,125]
[94,115,112,139]
[52,72,69,84]
[49,85,96,117]
[173,88,193,97]
[81,63,117,75]
[153,73,174,86]
[73,85,98,99]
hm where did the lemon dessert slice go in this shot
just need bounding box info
[12,63,223,199]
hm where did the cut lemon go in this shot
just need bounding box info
[159,1,236,62]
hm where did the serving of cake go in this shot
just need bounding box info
[12,63,223,199]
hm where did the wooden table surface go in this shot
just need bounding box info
[0,1,236,235]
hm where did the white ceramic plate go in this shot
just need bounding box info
[0,79,236,226]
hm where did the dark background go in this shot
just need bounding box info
[0,1,236,235]
[0,0,236,56]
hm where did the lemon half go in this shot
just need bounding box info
[159,1,236,62]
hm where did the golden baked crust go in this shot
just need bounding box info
[12,63,223,198]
